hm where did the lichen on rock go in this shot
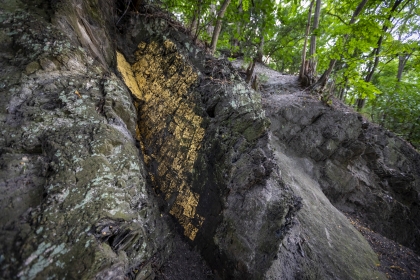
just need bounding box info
[0,1,172,279]
[2,1,414,279]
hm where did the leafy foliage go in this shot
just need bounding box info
[159,0,420,148]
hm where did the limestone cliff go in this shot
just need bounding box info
[0,1,418,280]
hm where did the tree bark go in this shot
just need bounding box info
[256,32,265,63]
[232,0,243,49]
[190,0,203,42]
[299,0,314,82]
[307,0,322,83]
[210,0,232,55]
[246,59,256,83]
[397,53,410,81]
[207,4,217,36]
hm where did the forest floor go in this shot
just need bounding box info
[346,213,420,280]
[155,58,420,280]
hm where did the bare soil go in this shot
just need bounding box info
[346,214,420,280]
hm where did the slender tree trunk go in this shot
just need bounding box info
[246,59,256,84]
[190,16,198,35]
[397,53,410,81]
[256,32,265,63]
[316,59,336,87]
[365,36,384,83]
[299,0,314,82]
[190,1,201,38]
[207,4,217,36]
[233,24,241,48]
[307,0,322,84]
[251,75,259,90]
[394,34,410,99]
[338,86,346,100]
[233,0,243,50]
[210,0,232,55]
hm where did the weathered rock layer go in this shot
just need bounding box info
[1,1,172,279]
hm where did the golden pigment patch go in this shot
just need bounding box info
[117,41,205,240]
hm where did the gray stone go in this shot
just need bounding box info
[264,91,420,255]
[0,1,172,279]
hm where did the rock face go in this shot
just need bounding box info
[116,19,300,277]
[1,0,417,279]
[1,0,298,278]
[264,93,420,254]
[263,96,384,279]
[0,1,172,279]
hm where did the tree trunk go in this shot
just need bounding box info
[190,0,203,42]
[397,53,410,81]
[207,4,217,36]
[246,59,256,83]
[232,0,243,49]
[210,0,232,55]
[251,74,259,90]
[338,85,346,101]
[299,0,314,82]
[307,0,322,84]
[256,33,265,63]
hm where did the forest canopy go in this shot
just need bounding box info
[155,0,420,148]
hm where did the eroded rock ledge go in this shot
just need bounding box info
[116,35,300,277]
[264,93,420,255]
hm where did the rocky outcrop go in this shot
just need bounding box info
[0,1,172,279]
[1,0,299,278]
[264,93,420,255]
[116,17,300,277]
[2,0,417,279]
